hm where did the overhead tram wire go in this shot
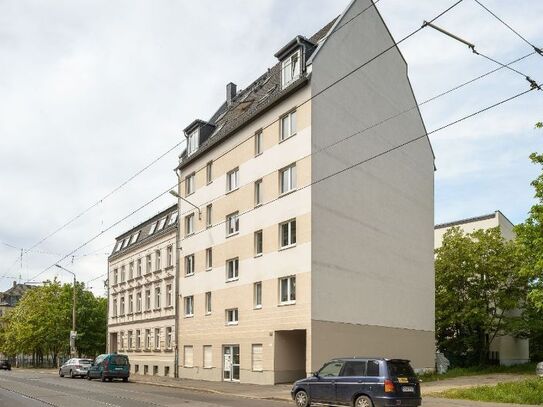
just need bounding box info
[473,0,543,56]
[80,83,539,286]
[24,0,465,284]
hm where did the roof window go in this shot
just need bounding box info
[281,50,301,88]
[129,230,140,245]
[187,128,199,156]
[157,217,167,231]
[148,221,158,235]
[168,212,179,226]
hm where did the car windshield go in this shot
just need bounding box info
[387,360,415,378]
[110,356,129,366]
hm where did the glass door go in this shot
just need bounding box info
[223,345,240,381]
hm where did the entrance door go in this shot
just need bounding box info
[223,345,240,381]
[109,332,118,353]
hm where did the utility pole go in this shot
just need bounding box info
[55,264,77,357]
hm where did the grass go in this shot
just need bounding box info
[438,378,543,405]
[418,363,536,383]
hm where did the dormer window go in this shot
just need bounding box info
[187,128,199,156]
[281,50,301,88]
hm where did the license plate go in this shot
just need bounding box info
[402,386,414,393]
[115,368,123,370]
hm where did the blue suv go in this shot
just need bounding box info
[291,357,421,407]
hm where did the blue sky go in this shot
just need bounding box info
[0,0,542,294]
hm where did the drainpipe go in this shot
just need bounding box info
[174,169,182,378]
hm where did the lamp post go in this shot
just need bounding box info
[55,264,77,357]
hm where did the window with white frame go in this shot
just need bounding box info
[120,297,125,315]
[185,254,195,276]
[205,291,212,315]
[280,276,296,304]
[254,230,263,256]
[127,331,133,349]
[280,219,297,248]
[169,212,178,227]
[226,212,239,236]
[205,248,212,270]
[281,50,301,88]
[203,345,212,368]
[146,255,152,273]
[166,284,172,307]
[167,245,173,267]
[206,204,212,228]
[280,110,297,141]
[128,294,133,314]
[226,258,239,282]
[279,163,296,194]
[120,266,125,282]
[252,344,263,372]
[206,161,213,184]
[254,282,262,309]
[155,250,161,270]
[154,328,161,349]
[166,327,172,349]
[119,331,124,350]
[226,308,239,325]
[154,286,161,309]
[112,298,118,316]
[226,168,239,192]
[145,289,151,310]
[157,217,167,231]
[184,345,194,367]
[113,268,118,285]
[136,292,142,312]
[185,213,195,236]
[136,330,141,349]
[254,179,263,206]
[187,128,199,156]
[137,259,142,277]
[145,329,151,349]
[129,231,140,245]
[148,221,158,235]
[254,130,263,156]
[185,173,195,196]
[129,262,134,280]
[184,296,194,317]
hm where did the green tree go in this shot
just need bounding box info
[435,227,526,366]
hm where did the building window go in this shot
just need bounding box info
[205,292,212,315]
[280,110,297,141]
[184,346,194,367]
[128,294,133,314]
[254,230,263,257]
[254,130,263,156]
[153,365,158,375]
[120,266,125,283]
[112,298,117,317]
[184,296,194,317]
[280,219,296,248]
[226,258,239,282]
[254,282,262,309]
[136,330,141,349]
[166,284,172,307]
[279,276,296,304]
[168,212,178,226]
[167,245,173,267]
[185,254,195,276]
[185,213,195,236]
[144,365,148,375]
[187,128,199,156]
[281,50,301,88]
[137,259,142,277]
[148,221,158,235]
[226,168,239,192]
[254,179,263,206]
[155,286,161,309]
[155,250,161,270]
[185,173,195,196]
[136,292,142,312]
[203,345,212,368]
[113,269,118,285]
[119,331,124,350]
[145,329,151,350]
[205,248,212,270]
[129,231,140,245]
[154,328,160,349]
[226,308,239,325]
[146,255,152,274]
[206,161,213,184]
[129,262,134,280]
[128,331,133,349]
[206,204,212,228]
[120,297,125,315]
[279,163,296,194]
[145,290,151,310]
[252,344,263,372]
[226,212,239,237]
[157,217,167,231]
[166,327,172,349]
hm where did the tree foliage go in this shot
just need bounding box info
[0,280,106,365]
[435,227,527,366]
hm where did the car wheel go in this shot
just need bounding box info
[86,374,91,380]
[295,390,310,407]
[354,395,373,407]
[59,369,64,378]
[70,370,75,379]
[100,373,106,382]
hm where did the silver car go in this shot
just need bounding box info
[537,362,543,377]
[59,358,93,378]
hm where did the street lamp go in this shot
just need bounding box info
[55,264,77,357]
[169,190,201,219]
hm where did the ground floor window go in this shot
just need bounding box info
[203,345,213,368]
[184,346,194,367]
[165,366,170,376]
[153,365,158,375]
[252,344,263,372]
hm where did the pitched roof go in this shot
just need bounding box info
[177,18,338,170]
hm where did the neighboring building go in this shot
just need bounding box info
[174,0,435,384]
[435,210,530,366]
[107,204,178,377]
[0,281,33,318]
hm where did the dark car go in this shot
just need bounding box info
[291,357,421,407]
[0,360,11,371]
[86,353,130,382]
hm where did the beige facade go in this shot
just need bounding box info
[434,210,530,366]
[107,205,178,377]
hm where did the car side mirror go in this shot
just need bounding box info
[312,371,319,377]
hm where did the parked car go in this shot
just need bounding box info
[86,353,130,382]
[0,360,11,371]
[291,357,421,407]
[537,362,543,377]
[59,358,93,378]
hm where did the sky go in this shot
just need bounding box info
[1,0,542,296]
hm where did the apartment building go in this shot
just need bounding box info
[174,0,435,384]
[435,210,530,366]
[107,204,178,377]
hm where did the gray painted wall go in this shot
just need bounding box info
[310,0,435,334]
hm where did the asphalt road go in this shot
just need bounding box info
[0,370,287,407]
